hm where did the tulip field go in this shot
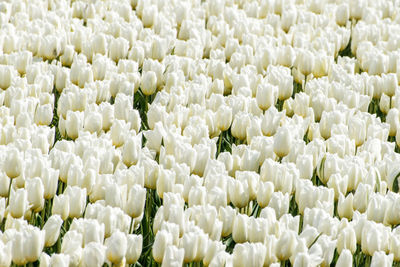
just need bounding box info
[2,0,400,266]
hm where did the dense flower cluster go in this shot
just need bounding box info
[0,0,400,266]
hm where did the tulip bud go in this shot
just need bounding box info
[153,230,173,263]
[256,83,278,111]
[50,253,70,267]
[105,231,127,264]
[273,126,292,158]
[371,251,394,267]
[231,112,251,141]
[9,188,29,218]
[0,240,12,267]
[122,134,142,167]
[296,154,313,180]
[125,184,146,218]
[0,172,10,197]
[219,206,236,237]
[109,37,129,62]
[43,215,63,247]
[64,186,86,218]
[24,226,46,263]
[0,65,13,89]
[232,214,248,243]
[81,242,106,267]
[52,194,70,221]
[5,148,23,178]
[257,181,274,208]
[337,226,357,255]
[337,193,354,220]
[141,71,157,96]
[348,116,366,146]
[126,234,142,264]
[276,230,297,261]
[34,104,53,126]
[336,249,352,267]
[216,105,233,132]
[25,177,45,212]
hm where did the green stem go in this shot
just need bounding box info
[41,206,46,228]
[217,131,224,156]
[6,179,12,206]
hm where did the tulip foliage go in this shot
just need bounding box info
[1,0,400,266]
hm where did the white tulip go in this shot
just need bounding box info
[273,126,292,158]
[64,186,87,218]
[105,231,127,264]
[336,249,352,267]
[125,184,146,218]
[370,251,394,267]
[126,234,143,264]
[9,188,29,218]
[81,242,106,267]
[25,177,45,212]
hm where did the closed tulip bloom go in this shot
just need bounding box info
[0,172,10,197]
[0,239,12,267]
[232,214,248,243]
[337,226,357,254]
[5,148,23,178]
[0,65,13,89]
[122,134,141,167]
[348,116,366,146]
[65,110,83,140]
[337,193,354,219]
[24,226,45,263]
[276,230,297,261]
[296,154,313,180]
[383,73,398,97]
[84,112,102,134]
[26,177,45,212]
[256,83,278,111]
[61,230,83,266]
[64,186,87,218]
[216,105,232,132]
[229,179,249,209]
[105,231,127,264]
[43,215,63,247]
[203,240,226,266]
[297,50,314,77]
[41,168,59,199]
[81,242,106,267]
[52,194,70,221]
[379,93,391,115]
[49,253,70,267]
[153,230,173,263]
[386,108,399,137]
[179,232,199,263]
[9,188,29,218]
[12,231,27,265]
[231,112,251,141]
[109,37,129,62]
[362,221,390,256]
[336,249,352,267]
[141,71,157,96]
[257,181,274,208]
[219,206,236,237]
[336,4,349,26]
[34,104,53,126]
[162,245,184,267]
[261,107,285,136]
[371,251,394,267]
[126,234,142,264]
[273,126,292,158]
[125,184,146,218]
